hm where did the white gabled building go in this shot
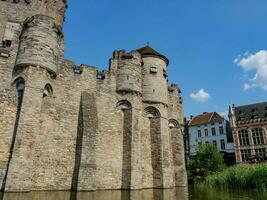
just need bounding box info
[187,112,235,164]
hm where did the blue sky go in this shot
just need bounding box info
[64,0,267,118]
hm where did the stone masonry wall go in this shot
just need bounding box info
[0,0,186,192]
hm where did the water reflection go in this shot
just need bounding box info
[0,187,188,200]
[189,186,267,200]
[1,186,267,200]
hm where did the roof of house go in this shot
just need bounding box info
[136,45,169,66]
[234,101,267,123]
[188,112,224,126]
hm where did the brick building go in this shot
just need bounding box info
[229,102,267,163]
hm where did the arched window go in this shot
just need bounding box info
[43,84,53,97]
[144,106,161,119]
[168,119,180,129]
[116,100,132,110]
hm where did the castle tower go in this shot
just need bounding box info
[15,15,63,76]
[2,1,67,192]
[114,50,142,94]
[137,45,175,188]
[112,50,144,189]
[137,45,169,105]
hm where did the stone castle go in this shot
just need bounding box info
[0,0,186,192]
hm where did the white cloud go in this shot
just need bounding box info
[234,50,267,91]
[190,89,210,102]
[243,83,257,91]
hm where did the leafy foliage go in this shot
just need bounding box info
[188,144,225,183]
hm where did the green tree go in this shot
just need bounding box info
[188,144,225,183]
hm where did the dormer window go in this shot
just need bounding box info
[150,66,157,73]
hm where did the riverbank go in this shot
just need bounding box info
[204,163,267,190]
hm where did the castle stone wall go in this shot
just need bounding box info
[0,0,186,192]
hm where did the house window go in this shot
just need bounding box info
[198,141,202,146]
[212,140,217,148]
[211,123,215,125]
[241,149,251,162]
[238,129,250,146]
[150,66,157,73]
[198,130,201,138]
[220,139,225,150]
[219,126,224,135]
[255,148,266,157]
[205,141,209,144]
[212,127,216,136]
[252,128,264,145]
[204,129,208,136]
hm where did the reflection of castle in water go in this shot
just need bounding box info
[1,187,189,200]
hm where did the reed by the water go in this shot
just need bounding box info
[204,163,267,190]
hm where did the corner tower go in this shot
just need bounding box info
[2,1,67,192]
[137,45,169,105]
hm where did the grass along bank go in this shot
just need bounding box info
[204,163,267,190]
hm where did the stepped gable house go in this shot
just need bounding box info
[229,102,267,163]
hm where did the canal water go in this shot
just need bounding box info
[0,186,266,200]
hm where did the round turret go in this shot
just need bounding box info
[116,50,142,94]
[137,45,169,105]
[15,15,63,76]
